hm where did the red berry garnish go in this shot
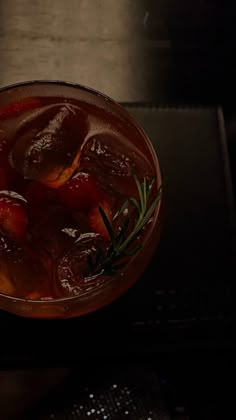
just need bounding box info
[58,172,102,210]
[0,195,28,238]
[89,199,112,240]
[0,97,41,120]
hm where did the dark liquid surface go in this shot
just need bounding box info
[0,96,154,300]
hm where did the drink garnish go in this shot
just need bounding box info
[0,195,28,238]
[87,174,162,276]
[89,199,112,240]
[58,172,102,210]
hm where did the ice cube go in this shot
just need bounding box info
[10,103,88,183]
[0,239,50,298]
[80,133,153,197]
[56,233,107,297]
[0,234,24,262]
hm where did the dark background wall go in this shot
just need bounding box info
[0,0,235,106]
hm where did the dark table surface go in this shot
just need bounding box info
[1,1,236,419]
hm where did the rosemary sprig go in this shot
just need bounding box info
[88,174,162,276]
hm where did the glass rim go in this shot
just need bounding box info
[0,79,162,305]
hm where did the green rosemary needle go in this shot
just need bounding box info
[87,174,162,276]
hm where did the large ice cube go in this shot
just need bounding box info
[56,233,107,297]
[10,104,88,183]
[80,133,153,198]
[0,234,24,262]
[0,237,50,298]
